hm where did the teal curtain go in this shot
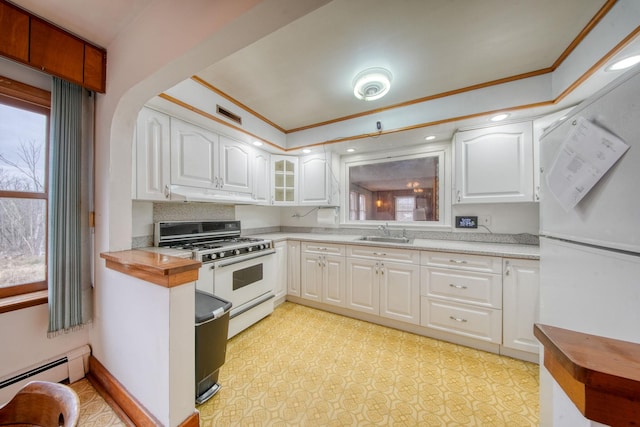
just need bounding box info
[48,77,93,335]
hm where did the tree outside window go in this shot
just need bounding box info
[0,98,49,295]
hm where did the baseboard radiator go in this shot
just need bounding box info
[0,345,91,404]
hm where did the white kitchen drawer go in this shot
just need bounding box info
[302,242,345,256]
[347,245,419,264]
[420,297,502,343]
[420,251,502,273]
[421,267,502,308]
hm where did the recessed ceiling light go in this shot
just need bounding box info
[353,67,392,101]
[302,149,311,154]
[252,141,263,146]
[346,148,355,152]
[606,55,640,71]
[490,113,510,122]
[425,135,436,141]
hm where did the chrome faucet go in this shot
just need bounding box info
[377,222,391,236]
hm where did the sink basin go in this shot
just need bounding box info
[357,236,413,244]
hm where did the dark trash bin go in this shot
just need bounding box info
[195,291,232,404]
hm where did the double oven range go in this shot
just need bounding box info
[153,220,275,338]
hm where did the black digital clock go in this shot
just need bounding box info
[455,216,478,229]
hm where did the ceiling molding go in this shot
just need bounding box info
[551,0,618,70]
[190,75,286,134]
[190,1,614,135]
[157,10,640,153]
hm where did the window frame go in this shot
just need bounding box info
[341,143,451,229]
[0,77,51,303]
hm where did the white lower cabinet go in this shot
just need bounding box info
[346,246,420,325]
[301,243,346,307]
[502,258,540,354]
[420,251,503,343]
[287,240,301,297]
[274,242,287,303]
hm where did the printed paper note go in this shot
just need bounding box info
[546,116,629,211]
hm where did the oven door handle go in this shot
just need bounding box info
[211,248,276,269]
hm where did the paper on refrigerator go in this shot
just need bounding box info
[546,116,629,211]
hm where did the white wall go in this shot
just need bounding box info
[235,205,281,230]
[452,203,539,235]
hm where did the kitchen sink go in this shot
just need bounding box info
[357,236,413,244]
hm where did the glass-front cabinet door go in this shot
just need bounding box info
[271,155,298,204]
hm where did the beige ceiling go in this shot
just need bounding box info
[9,0,609,134]
[195,0,609,131]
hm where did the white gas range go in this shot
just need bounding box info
[153,220,275,338]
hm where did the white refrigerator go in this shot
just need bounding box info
[538,66,640,425]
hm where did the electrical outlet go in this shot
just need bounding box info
[479,215,491,226]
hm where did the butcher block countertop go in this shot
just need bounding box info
[534,324,640,426]
[255,233,539,259]
[100,250,201,287]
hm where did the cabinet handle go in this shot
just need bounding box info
[457,190,461,203]
[449,259,467,264]
[449,316,468,323]
[449,283,467,289]
[380,263,384,275]
[375,262,379,275]
[163,185,170,198]
[535,186,540,201]
[505,260,511,276]
[220,177,224,187]
[214,176,219,188]
[373,252,387,257]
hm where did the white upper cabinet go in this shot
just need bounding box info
[454,121,534,203]
[252,149,271,203]
[271,155,298,205]
[171,118,218,189]
[218,135,252,194]
[170,118,253,196]
[298,152,338,206]
[135,107,171,200]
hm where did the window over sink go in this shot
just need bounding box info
[344,147,447,226]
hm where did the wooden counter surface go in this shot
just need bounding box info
[534,323,640,426]
[100,250,201,288]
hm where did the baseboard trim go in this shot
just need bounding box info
[88,355,199,427]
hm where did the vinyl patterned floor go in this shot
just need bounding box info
[74,301,539,426]
[198,302,539,426]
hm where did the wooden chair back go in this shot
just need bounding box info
[0,381,79,427]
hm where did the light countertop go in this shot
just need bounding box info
[254,233,539,259]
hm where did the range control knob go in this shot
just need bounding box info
[218,251,225,258]
[248,246,253,252]
[209,253,217,260]
[233,249,241,255]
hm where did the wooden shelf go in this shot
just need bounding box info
[534,323,640,426]
[100,250,201,288]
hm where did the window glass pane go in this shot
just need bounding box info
[349,191,357,220]
[395,196,415,222]
[0,103,47,193]
[0,198,46,288]
[358,194,367,220]
[348,155,440,222]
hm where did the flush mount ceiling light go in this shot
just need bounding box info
[490,113,510,122]
[425,135,436,141]
[353,67,392,101]
[606,54,640,71]
[252,141,263,147]
[302,149,311,154]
